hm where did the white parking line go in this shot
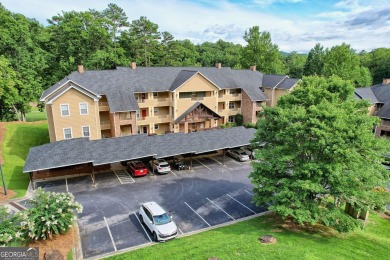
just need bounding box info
[195,159,211,171]
[65,178,68,192]
[245,190,254,196]
[170,171,179,178]
[227,194,256,214]
[206,198,235,220]
[184,202,211,227]
[209,157,223,165]
[114,170,135,184]
[178,227,184,235]
[134,212,153,242]
[103,217,117,251]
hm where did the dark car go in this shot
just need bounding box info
[172,160,189,170]
[127,161,148,177]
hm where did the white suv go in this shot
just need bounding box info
[150,159,171,174]
[139,202,178,242]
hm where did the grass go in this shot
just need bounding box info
[105,213,390,260]
[2,123,49,198]
[67,249,73,260]
[25,106,47,122]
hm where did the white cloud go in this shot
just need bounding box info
[1,0,389,53]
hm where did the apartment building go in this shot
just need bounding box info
[355,78,390,137]
[40,63,299,142]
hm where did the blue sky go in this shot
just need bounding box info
[2,0,389,52]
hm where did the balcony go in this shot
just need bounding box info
[119,114,133,125]
[100,120,111,130]
[99,102,109,111]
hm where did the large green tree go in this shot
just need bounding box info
[127,16,161,66]
[241,26,285,74]
[303,43,325,76]
[0,4,49,120]
[322,43,372,87]
[250,76,390,232]
[0,56,20,121]
[284,51,307,78]
[361,48,390,85]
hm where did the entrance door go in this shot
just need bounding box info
[142,126,148,134]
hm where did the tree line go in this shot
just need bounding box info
[0,3,389,121]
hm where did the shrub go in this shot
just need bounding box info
[0,206,25,246]
[243,122,256,128]
[21,188,83,240]
[219,122,237,128]
[234,114,244,126]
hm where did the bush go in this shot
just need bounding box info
[219,122,237,128]
[243,122,256,128]
[234,114,244,126]
[0,206,25,246]
[21,188,83,240]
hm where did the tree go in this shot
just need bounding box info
[303,43,325,76]
[322,43,372,87]
[284,51,307,78]
[250,76,390,232]
[234,113,244,126]
[0,4,50,120]
[128,16,161,66]
[241,26,285,74]
[0,56,19,121]
[102,3,130,61]
[361,48,390,84]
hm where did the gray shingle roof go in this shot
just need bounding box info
[23,127,256,172]
[355,87,379,104]
[376,102,390,119]
[276,78,300,90]
[262,75,288,88]
[41,67,284,112]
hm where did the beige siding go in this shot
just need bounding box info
[51,88,100,141]
[174,74,219,119]
[46,104,56,142]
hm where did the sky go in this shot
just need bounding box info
[2,0,389,53]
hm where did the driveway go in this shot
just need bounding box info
[34,155,266,259]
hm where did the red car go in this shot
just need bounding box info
[127,161,148,177]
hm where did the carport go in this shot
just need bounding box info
[23,126,256,188]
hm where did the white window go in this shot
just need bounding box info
[228,116,235,123]
[154,107,159,114]
[229,102,235,109]
[63,128,72,139]
[153,92,158,98]
[79,102,88,115]
[60,104,69,117]
[154,124,159,130]
[82,126,90,137]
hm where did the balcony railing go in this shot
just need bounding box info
[100,120,110,125]
[120,114,132,120]
[99,102,108,106]
[137,98,147,103]
[191,97,204,101]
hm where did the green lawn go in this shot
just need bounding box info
[2,123,49,198]
[25,106,47,122]
[106,213,390,260]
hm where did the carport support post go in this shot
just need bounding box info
[190,154,193,170]
[29,172,34,191]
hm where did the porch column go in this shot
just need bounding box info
[184,122,189,133]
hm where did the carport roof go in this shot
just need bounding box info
[23,126,257,172]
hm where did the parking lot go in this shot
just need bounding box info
[29,154,267,259]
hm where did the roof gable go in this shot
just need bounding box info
[44,80,100,104]
[170,70,221,91]
[174,102,221,123]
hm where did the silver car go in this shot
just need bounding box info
[139,202,178,242]
[227,149,250,161]
[150,159,171,174]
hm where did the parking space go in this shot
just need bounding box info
[32,152,263,259]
